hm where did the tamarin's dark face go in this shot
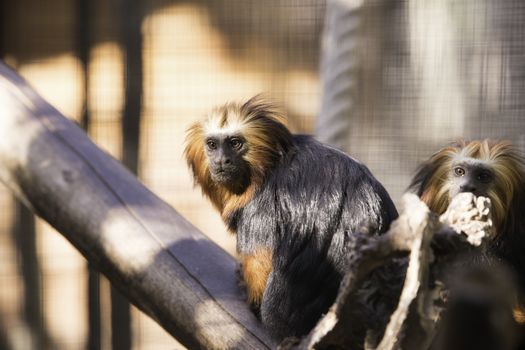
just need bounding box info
[185,96,293,211]
[449,160,494,198]
[205,133,250,189]
[411,140,525,234]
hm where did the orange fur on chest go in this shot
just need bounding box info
[513,298,525,325]
[241,249,273,306]
[220,184,257,222]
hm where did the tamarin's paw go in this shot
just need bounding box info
[236,262,247,292]
[277,336,301,350]
[236,262,261,318]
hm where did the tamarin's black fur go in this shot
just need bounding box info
[235,135,399,338]
[185,96,399,342]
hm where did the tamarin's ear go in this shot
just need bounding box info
[408,144,458,214]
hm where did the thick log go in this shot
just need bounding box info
[0,62,276,350]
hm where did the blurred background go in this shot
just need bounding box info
[0,0,524,349]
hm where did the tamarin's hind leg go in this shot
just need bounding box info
[241,248,273,308]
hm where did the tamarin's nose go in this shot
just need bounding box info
[215,156,231,167]
[460,183,476,193]
[213,149,231,167]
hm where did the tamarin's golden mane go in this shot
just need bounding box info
[184,96,293,221]
[410,139,525,234]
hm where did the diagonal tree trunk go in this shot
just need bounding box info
[0,61,276,350]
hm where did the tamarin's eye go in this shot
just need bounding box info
[230,138,243,150]
[454,167,465,176]
[206,140,217,150]
[477,171,492,183]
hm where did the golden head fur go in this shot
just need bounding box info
[410,139,525,235]
[184,96,293,220]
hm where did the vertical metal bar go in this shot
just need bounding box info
[88,268,101,350]
[113,0,144,348]
[0,0,4,59]
[13,201,48,349]
[77,0,91,130]
[120,0,143,176]
[76,1,101,349]
[2,3,47,350]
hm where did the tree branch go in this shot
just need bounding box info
[287,193,497,350]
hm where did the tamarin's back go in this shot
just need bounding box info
[236,134,399,340]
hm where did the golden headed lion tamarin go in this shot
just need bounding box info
[409,139,525,323]
[184,96,399,340]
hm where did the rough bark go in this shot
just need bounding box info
[286,193,496,350]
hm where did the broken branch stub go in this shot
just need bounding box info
[287,194,436,350]
[439,192,494,247]
[289,192,496,350]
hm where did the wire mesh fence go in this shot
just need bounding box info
[1,0,525,349]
